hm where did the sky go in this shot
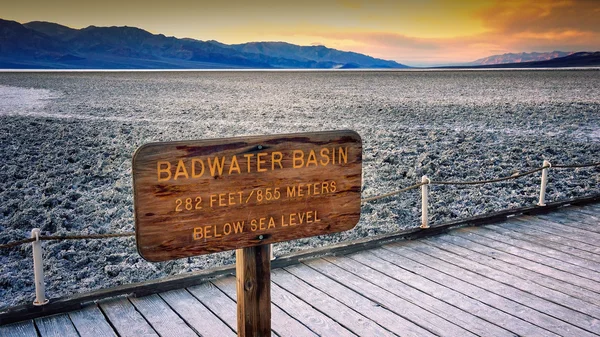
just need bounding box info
[2,0,599,66]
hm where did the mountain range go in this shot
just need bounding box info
[1,18,599,69]
[0,19,407,69]
[468,51,574,66]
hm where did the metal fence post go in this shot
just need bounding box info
[31,228,49,306]
[421,176,430,229]
[538,160,551,206]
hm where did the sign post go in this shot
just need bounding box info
[132,130,362,336]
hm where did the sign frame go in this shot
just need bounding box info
[132,130,362,262]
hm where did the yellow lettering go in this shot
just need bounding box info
[292,150,304,168]
[193,227,203,240]
[174,160,189,180]
[251,219,257,231]
[233,221,244,233]
[338,147,348,164]
[289,213,297,226]
[157,161,171,182]
[257,153,267,172]
[268,217,276,229]
[207,156,225,177]
[322,182,330,194]
[272,151,283,170]
[192,158,204,178]
[243,154,254,173]
[223,223,232,235]
[306,150,318,167]
[320,148,330,166]
[229,155,241,174]
[331,181,337,192]
[204,225,212,238]
[287,186,296,197]
[210,194,218,207]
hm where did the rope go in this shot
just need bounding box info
[361,182,425,204]
[1,160,598,250]
[552,162,600,168]
[0,232,134,250]
[430,166,547,186]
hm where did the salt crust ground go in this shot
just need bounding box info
[0,70,599,308]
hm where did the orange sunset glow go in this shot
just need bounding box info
[2,0,599,66]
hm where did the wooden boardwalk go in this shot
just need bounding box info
[2,203,600,336]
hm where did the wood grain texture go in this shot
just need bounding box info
[34,314,78,337]
[339,252,518,337]
[304,258,476,337]
[68,304,116,337]
[98,297,158,337]
[129,294,198,337]
[187,282,237,331]
[283,263,435,337]
[159,289,235,337]
[212,276,317,337]
[236,245,271,337]
[0,320,38,337]
[271,268,396,337]
[133,130,362,261]
[409,239,600,321]
[430,235,600,305]
[380,244,599,336]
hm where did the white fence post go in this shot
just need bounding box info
[31,228,49,306]
[270,243,275,261]
[421,176,430,229]
[538,160,551,206]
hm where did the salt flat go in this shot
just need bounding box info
[0,70,598,308]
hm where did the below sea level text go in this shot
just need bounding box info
[192,210,321,240]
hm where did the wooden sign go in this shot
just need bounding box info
[133,130,362,261]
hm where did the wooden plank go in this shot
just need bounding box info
[484,222,600,264]
[133,130,362,261]
[269,281,356,336]
[430,235,600,305]
[562,210,600,228]
[129,294,198,337]
[520,216,600,246]
[5,196,600,326]
[160,288,235,337]
[34,314,78,337]
[328,253,518,337]
[284,263,434,337]
[0,320,38,337]
[187,282,238,332]
[571,207,600,220]
[212,276,317,337]
[475,227,600,272]
[98,297,158,337]
[381,243,600,336]
[508,218,600,255]
[410,239,600,320]
[68,304,116,337]
[537,213,600,232]
[304,258,477,337]
[236,245,271,337]
[271,268,395,337]
[451,229,600,290]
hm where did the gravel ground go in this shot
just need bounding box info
[1,70,599,309]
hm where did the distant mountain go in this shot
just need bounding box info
[0,19,408,69]
[469,51,573,66]
[439,52,600,69]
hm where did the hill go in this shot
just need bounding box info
[0,19,408,69]
[469,51,573,66]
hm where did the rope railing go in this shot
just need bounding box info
[1,159,599,306]
[1,160,599,250]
